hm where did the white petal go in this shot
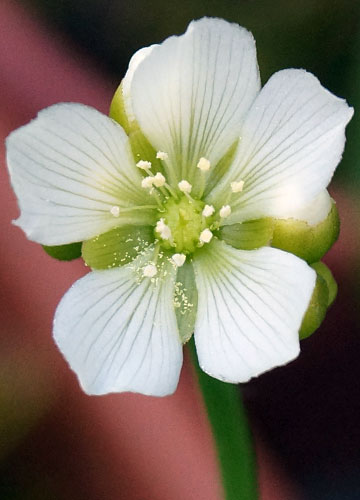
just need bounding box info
[122,45,156,124]
[209,69,353,223]
[277,189,332,226]
[53,259,182,396]
[193,239,316,383]
[129,18,260,187]
[6,103,155,245]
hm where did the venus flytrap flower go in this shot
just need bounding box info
[6,18,353,396]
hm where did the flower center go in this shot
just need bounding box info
[157,196,207,254]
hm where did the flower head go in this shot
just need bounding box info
[6,18,353,396]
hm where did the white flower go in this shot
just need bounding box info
[6,18,353,396]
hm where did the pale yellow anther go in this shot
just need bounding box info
[110,206,120,217]
[143,264,157,278]
[178,180,192,194]
[136,160,152,170]
[156,218,172,240]
[202,204,215,217]
[231,180,244,193]
[219,205,231,218]
[152,172,166,187]
[141,176,154,189]
[171,253,186,267]
[197,157,211,172]
[156,151,168,161]
[199,228,213,244]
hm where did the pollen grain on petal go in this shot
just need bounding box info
[156,151,169,160]
[110,205,120,217]
[156,218,172,240]
[143,263,157,278]
[197,157,211,172]
[199,228,213,244]
[219,205,231,218]
[136,160,152,170]
[231,180,245,193]
[178,180,192,194]
[171,253,186,267]
[202,204,215,217]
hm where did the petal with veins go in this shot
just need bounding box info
[6,103,155,245]
[129,18,260,188]
[54,258,182,396]
[193,239,316,383]
[210,69,353,224]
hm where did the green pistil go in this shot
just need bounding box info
[157,195,210,254]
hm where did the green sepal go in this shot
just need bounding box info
[271,201,340,264]
[129,128,164,175]
[42,242,82,261]
[109,82,164,174]
[204,140,239,197]
[299,272,329,340]
[174,260,198,344]
[218,218,274,250]
[311,261,338,306]
[109,82,131,135]
[82,225,154,270]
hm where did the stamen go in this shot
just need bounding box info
[156,151,168,161]
[155,218,172,240]
[219,205,231,218]
[171,253,186,267]
[202,204,215,217]
[197,157,211,172]
[231,180,244,193]
[199,228,213,244]
[143,263,157,278]
[136,160,152,170]
[110,206,120,217]
[152,172,166,187]
[141,176,154,189]
[178,180,192,194]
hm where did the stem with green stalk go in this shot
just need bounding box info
[188,338,258,500]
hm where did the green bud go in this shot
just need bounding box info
[299,261,337,340]
[311,261,338,306]
[218,218,274,250]
[82,225,154,270]
[271,201,340,264]
[42,242,82,261]
[299,272,329,340]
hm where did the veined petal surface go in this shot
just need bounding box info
[193,239,316,383]
[129,17,260,187]
[209,69,353,223]
[7,103,156,245]
[54,259,182,396]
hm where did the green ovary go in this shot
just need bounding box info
[158,196,206,254]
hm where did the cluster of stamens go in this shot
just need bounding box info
[123,152,245,279]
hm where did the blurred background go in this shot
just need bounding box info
[1,0,360,499]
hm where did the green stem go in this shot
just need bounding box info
[188,338,258,500]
